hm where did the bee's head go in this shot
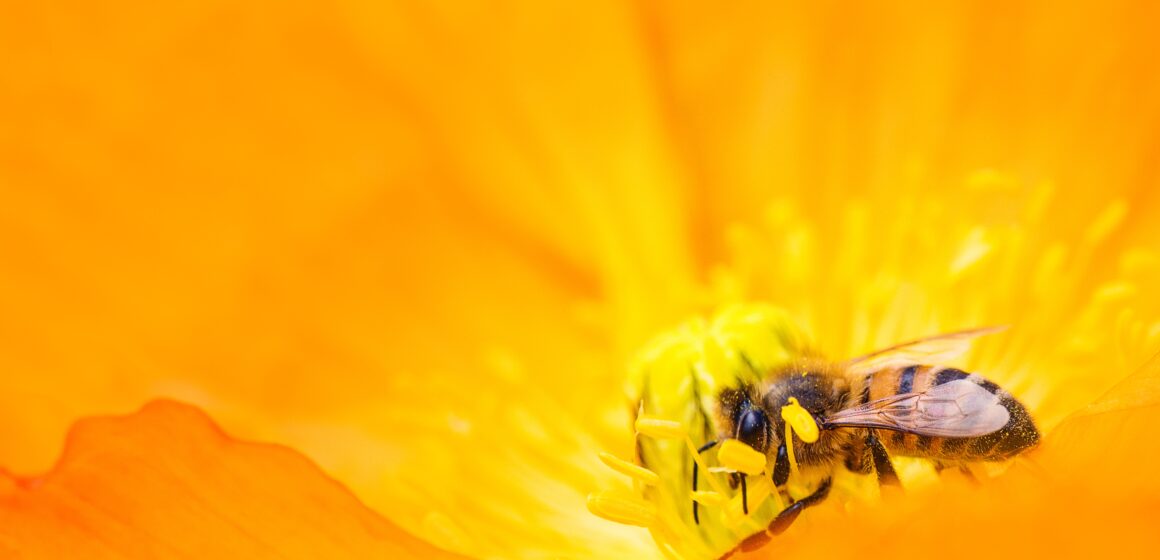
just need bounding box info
[734,406,773,454]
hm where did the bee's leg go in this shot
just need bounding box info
[771,442,790,487]
[867,432,899,486]
[739,477,832,552]
[842,437,873,475]
[692,440,719,524]
[957,464,980,484]
[725,473,749,513]
[933,461,980,485]
[739,474,748,514]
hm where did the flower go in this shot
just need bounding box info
[2,1,1160,559]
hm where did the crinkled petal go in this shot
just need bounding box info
[0,400,463,560]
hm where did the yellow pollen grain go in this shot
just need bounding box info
[586,491,657,528]
[690,490,728,507]
[717,440,767,475]
[634,416,686,439]
[597,452,660,485]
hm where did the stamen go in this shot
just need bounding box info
[633,415,730,497]
[597,452,660,485]
[586,491,657,527]
[634,416,686,439]
[716,440,767,475]
[783,422,800,479]
[684,436,728,495]
[690,490,728,507]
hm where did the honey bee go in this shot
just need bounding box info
[695,326,1040,552]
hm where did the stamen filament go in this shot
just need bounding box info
[633,415,728,496]
[784,422,800,479]
[635,417,686,439]
[683,436,728,495]
[690,491,728,507]
[597,452,660,485]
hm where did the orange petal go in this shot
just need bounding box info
[1036,352,1160,496]
[0,400,464,560]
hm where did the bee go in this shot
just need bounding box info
[695,326,1040,552]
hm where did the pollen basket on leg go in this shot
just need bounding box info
[590,305,807,559]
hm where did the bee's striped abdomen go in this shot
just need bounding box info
[865,365,1039,462]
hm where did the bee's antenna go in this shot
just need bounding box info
[691,440,719,524]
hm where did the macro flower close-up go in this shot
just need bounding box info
[3,1,1160,559]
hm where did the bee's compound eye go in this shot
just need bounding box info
[736,409,770,453]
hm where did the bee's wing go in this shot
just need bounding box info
[823,379,1010,437]
[844,326,1006,379]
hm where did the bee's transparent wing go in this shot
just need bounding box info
[844,326,1006,378]
[823,379,1010,437]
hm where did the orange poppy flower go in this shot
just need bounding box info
[2,1,1159,559]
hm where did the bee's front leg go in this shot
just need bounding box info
[771,442,790,487]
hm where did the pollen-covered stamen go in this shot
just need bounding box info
[780,397,819,479]
[717,440,767,475]
[597,452,660,485]
[634,416,686,439]
[690,491,729,507]
[586,491,657,527]
[783,423,800,479]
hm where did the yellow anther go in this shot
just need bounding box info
[634,416,686,439]
[690,491,728,507]
[586,491,657,527]
[780,397,819,443]
[597,452,660,485]
[716,439,767,475]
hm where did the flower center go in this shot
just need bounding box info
[587,304,819,559]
